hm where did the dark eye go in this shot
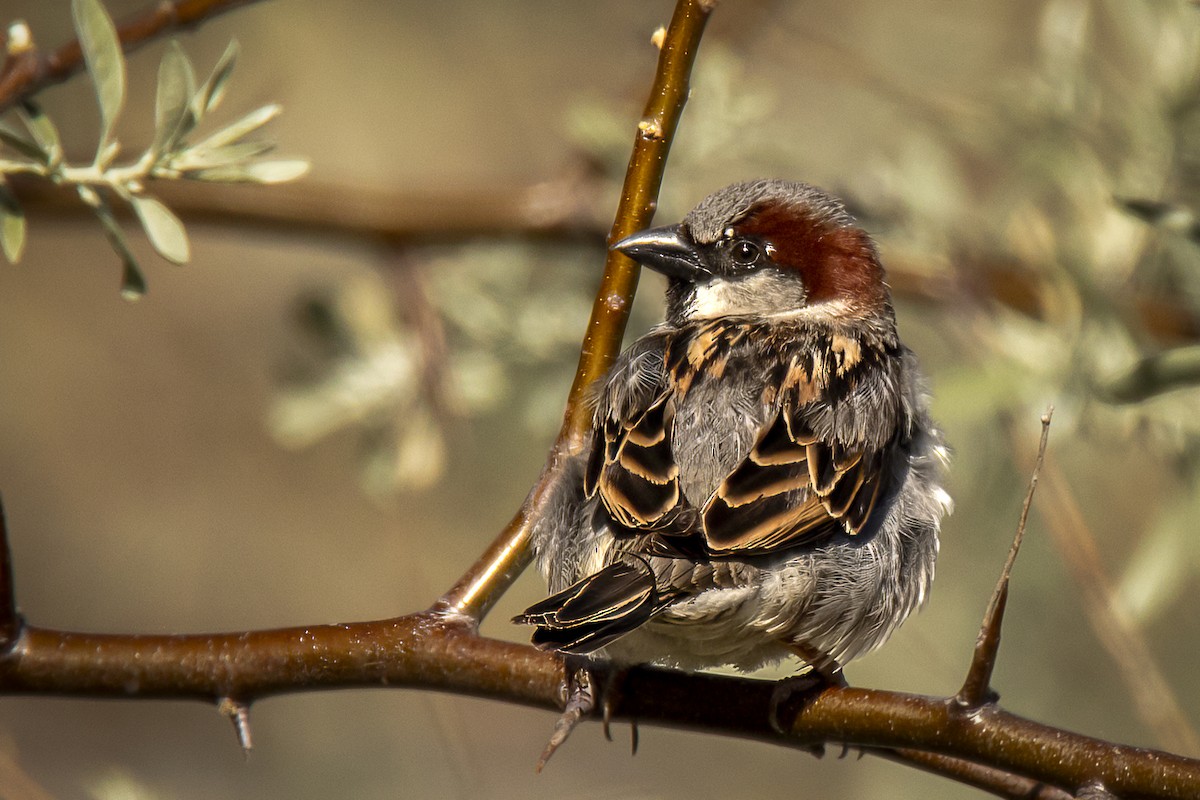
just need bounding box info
[730,240,761,267]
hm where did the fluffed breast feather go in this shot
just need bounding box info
[584,317,910,560]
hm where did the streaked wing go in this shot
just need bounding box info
[586,393,683,530]
[700,353,891,556]
[512,561,672,653]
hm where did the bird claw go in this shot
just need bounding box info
[598,664,639,754]
[536,660,596,772]
[767,660,847,744]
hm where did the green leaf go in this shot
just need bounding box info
[195,40,239,117]
[191,104,281,151]
[72,0,126,154]
[168,140,276,171]
[241,160,309,183]
[191,159,309,184]
[78,184,146,299]
[152,40,197,157]
[16,102,62,165]
[96,140,121,169]
[0,123,46,162]
[130,194,190,264]
[0,181,27,263]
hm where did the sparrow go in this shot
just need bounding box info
[515,179,950,677]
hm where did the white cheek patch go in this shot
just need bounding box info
[686,281,755,319]
[683,271,810,320]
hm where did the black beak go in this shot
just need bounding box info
[611,224,710,282]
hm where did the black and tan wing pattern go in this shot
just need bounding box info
[518,321,908,652]
[516,560,676,653]
[697,329,902,556]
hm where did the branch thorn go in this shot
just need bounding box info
[218,696,253,756]
[957,406,1053,708]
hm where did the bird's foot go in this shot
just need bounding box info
[536,657,596,772]
[768,646,847,744]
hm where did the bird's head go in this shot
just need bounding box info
[613,180,893,329]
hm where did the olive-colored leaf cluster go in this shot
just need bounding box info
[0,0,309,297]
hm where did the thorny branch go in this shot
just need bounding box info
[0,610,1196,798]
[1,0,1199,798]
[0,0,264,114]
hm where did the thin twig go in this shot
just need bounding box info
[1034,452,1200,757]
[0,492,17,650]
[434,0,717,622]
[958,407,1053,708]
[0,0,265,113]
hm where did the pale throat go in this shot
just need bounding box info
[682,270,853,321]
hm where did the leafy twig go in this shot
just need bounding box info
[0,0,306,295]
[0,0,265,113]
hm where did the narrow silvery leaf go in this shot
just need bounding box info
[0,123,46,162]
[130,194,190,264]
[195,40,239,117]
[153,40,197,157]
[169,140,275,171]
[239,159,310,184]
[97,140,121,169]
[191,159,309,184]
[72,0,126,154]
[79,184,146,299]
[16,102,62,165]
[191,104,281,151]
[0,182,27,263]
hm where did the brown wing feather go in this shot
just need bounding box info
[592,394,684,530]
[700,352,892,556]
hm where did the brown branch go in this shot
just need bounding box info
[0,616,1197,798]
[0,0,265,113]
[874,749,1072,800]
[958,408,1053,708]
[11,178,1200,347]
[434,0,717,622]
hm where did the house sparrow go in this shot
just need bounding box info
[515,179,950,677]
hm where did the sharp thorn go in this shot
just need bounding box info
[218,697,253,756]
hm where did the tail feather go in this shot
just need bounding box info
[514,561,672,654]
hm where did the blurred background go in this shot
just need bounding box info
[2,1,1200,798]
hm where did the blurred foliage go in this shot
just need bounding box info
[0,0,307,297]
[270,243,663,498]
